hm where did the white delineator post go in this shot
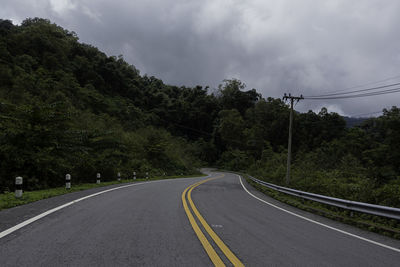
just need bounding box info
[66,174,71,189]
[96,173,101,184]
[117,172,121,182]
[133,171,136,180]
[15,176,23,198]
[146,172,149,180]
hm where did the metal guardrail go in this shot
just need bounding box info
[246,175,400,220]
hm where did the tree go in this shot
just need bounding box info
[216,109,245,149]
[217,79,261,115]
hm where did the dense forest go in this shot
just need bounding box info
[0,18,399,207]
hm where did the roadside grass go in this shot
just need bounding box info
[0,173,207,211]
[244,175,400,240]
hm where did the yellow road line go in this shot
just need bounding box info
[182,177,226,266]
[188,176,245,267]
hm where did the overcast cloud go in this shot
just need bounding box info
[2,0,400,116]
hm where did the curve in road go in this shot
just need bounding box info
[182,174,244,266]
[0,171,399,266]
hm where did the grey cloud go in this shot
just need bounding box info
[2,0,400,116]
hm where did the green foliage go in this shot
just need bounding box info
[0,18,201,192]
[218,149,252,171]
[0,17,399,212]
[217,109,245,149]
[217,79,261,115]
[244,104,400,207]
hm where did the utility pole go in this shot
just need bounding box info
[283,93,303,185]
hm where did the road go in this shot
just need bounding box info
[0,171,399,266]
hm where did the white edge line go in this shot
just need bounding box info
[238,175,400,253]
[0,176,209,239]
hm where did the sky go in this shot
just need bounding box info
[2,0,400,116]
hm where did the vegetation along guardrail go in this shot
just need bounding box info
[247,175,400,220]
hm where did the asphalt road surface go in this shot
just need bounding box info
[1,171,399,266]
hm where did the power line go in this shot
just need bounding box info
[306,73,400,96]
[304,86,400,100]
[304,82,400,98]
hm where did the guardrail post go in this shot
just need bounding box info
[133,171,136,180]
[66,174,71,189]
[146,172,149,180]
[96,173,101,184]
[15,176,23,198]
[117,172,121,182]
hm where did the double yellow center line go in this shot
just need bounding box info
[181,175,244,267]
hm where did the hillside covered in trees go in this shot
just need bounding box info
[0,18,399,207]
